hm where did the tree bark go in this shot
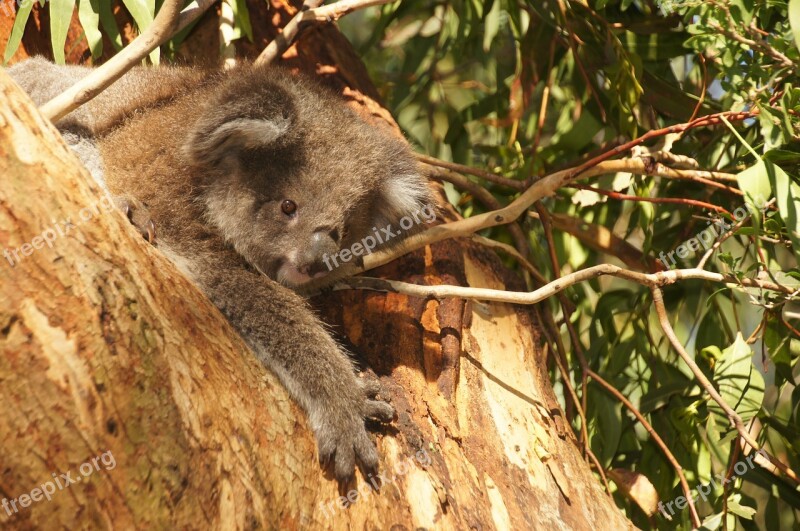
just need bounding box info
[0,3,634,529]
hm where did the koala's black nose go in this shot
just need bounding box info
[298,230,338,276]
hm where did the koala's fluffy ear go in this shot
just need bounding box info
[374,172,436,228]
[183,113,291,168]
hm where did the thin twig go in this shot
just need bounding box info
[300,143,754,292]
[416,154,526,190]
[588,368,701,528]
[696,199,773,269]
[549,342,604,491]
[708,20,794,69]
[528,211,661,272]
[568,184,735,216]
[469,235,546,284]
[256,0,325,65]
[534,202,591,431]
[256,0,393,65]
[327,264,796,304]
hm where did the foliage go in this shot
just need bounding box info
[341,0,800,528]
[4,0,800,528]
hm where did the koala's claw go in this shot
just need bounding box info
[319,424,381,482]
[115,196,156,244]
[318,379,395,482]
[365,399,395,422]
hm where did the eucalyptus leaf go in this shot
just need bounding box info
[3,0,35,64]
[709,334,764,424]
[121,0,159,64]
[49,0,75,65]
[77,0,102,60]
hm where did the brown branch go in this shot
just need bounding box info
[708,20,794,69]
[528,211,662,272]
[328,264,796,305]
[256,0,394,65]
[587,368,701,528]
[568,184,735,216]
[429,167,531,257]
[416,154,526,190]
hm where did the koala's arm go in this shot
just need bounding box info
[5,57,203,135]
[187,252,394,480]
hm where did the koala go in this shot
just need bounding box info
[7,57,433,481]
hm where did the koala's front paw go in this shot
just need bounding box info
[114,195,156,244]
[317,378,395,482]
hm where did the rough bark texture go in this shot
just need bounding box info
[0,2,633,529]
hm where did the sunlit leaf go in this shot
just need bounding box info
[49,0,75,65]
[709,334,764,424]
[3,0,35,64]
[77,0,102,60]
[789,0,800,54]
[121,0,159,64]
[766,161,800,262]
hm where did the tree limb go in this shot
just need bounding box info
[39,0,215,122]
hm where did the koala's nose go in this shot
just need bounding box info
[298,230,338,276]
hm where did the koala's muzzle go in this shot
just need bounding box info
[297,230,339,277]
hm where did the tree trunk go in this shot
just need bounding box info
[0,3,634,529]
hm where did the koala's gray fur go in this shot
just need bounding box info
[7,57,433,481]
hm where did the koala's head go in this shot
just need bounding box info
[183,65,434,287]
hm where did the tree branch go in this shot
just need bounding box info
[256,0,394,65]
[39,0,215,122]
[328,264,796,304]
[300,147,754,293]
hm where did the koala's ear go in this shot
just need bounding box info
[183,114,291,168]
[374,172,435,228]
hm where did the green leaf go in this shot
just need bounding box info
[3,0,35,64]
[77,0,103,60]
[736,160,772,223]
[49,0,75,64]
[726,493,757,519]
[99,0,123,51]
[709,334,765,424]
[121,0,159,64]
[232,0,253,42]
[482,0,500,52]
[589,391,622,465]
[766,162,800,262]
[789,0,800,54]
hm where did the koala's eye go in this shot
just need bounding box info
[281,199,297,217]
